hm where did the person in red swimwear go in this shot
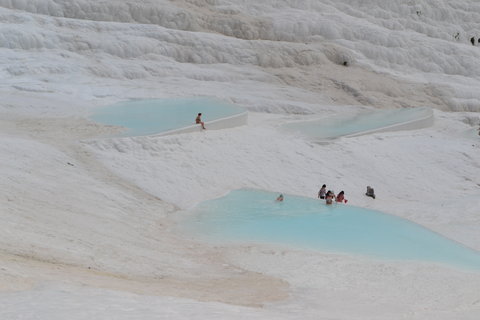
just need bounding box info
[335,190,348,203]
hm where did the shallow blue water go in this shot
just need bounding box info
[283,107,431,140]
[90,98,245,136]
[183,189,480,270]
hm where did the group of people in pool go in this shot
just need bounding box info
[318,184,347,205]
[275,185,347,205]
[277,185,376,203]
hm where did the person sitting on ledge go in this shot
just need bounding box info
[195,113,206,129]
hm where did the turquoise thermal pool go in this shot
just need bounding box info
[283,107,432,140]
[91,98,245,136]
[181,189,480,270]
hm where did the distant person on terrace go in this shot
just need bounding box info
[196,113,206,129]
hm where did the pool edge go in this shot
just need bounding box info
[152,111,248,137]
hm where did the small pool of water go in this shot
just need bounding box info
[181,189,480,270]
[283,107,432,140]
[463,127,480,139]
[90,98,245,136]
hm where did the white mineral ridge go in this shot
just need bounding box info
[1,1,480,319]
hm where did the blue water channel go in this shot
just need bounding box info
[283,107,431,140]
[90,98,245,136]
[182,189,480,270]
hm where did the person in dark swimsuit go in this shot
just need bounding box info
[318,184,327,199]
[195,113,206,129]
